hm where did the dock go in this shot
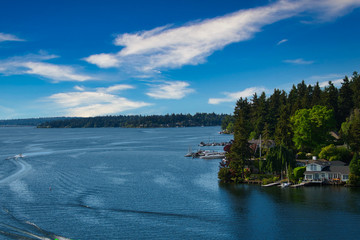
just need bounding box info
[290,182,308,188]
[261,180,282,187]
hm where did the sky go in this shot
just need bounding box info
[1,0,360,119]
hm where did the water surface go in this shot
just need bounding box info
[0,127,359,239]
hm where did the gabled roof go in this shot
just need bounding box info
[329,166,350,175]
[328,161,346,166]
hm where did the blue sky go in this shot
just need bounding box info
[1,0,360,119]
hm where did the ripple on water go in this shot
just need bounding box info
[9,180,34,202]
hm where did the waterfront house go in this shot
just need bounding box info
[303,160,350,182]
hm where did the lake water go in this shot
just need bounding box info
[0,127,359,239]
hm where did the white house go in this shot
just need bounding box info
[303,160,349,182]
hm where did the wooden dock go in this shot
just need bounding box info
[261,180,282,187]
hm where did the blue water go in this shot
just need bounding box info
[0,127,359,239]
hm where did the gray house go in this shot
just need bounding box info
[303,160,349,182]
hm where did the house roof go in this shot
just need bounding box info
[304,171,325,174]
[298,159,347,166]
[328,161,346,166]
[304,165,350,175]
[329,166,350,175]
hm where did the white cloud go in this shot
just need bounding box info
[85,0,360,73]
[283,58,314,65]
[83,53,120,68]
[277,39,288,45]
[23,62,92,82]
[0,54,93,82]
[146,81,194,99]
[305,73,345,87]
[0,33,24,42]
[74,85,85,91]
[48,85,150,117]
[97,84,134,93]
[319,79,343,88]
[208,87,266,105]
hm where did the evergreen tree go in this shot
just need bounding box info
[274,105,293,148]
[322,81,339,125]
[341,109,360,152]
[228,98,251,178]
[288,85,299,115]
[351,72,360,109]
[253,92,267,137]
[338,76,354,126]
[311,82,322,106]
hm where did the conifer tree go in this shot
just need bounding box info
[338,76,354,125]
[228,98,251,178]
[311,82,322,106]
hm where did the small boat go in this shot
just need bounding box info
[200,152,225,159]
[281,164,291,188]
[184,147,193,157]
[6,153,25,160]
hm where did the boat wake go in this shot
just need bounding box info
[0,208,72,240]
[0,159,32,185]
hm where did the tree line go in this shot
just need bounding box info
[219,71,360,186]
[37,113,228,128]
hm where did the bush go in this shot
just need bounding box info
[273,176,279,182]
[348,174,360,186]
[296,152,312,159]
[262,178,273,185]
[293,166,306,181]
[218,168,232,183]
[319,144,352,163]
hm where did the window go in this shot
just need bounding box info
[343,175,349,180]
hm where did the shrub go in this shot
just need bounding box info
[319,144,352,163]
[218,168,232,183]
[293,166,306,181]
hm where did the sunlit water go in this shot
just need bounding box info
[0,127,359,239]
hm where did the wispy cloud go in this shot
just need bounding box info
[305,73,345,87]
[0,33,25,42]
[85,0,360,73]
[74,85,85,91]
[319,79,343,88]
[47,85,151,117]
[208,87,266,105]
[0,53,93,82]
[283,58,314,65]
[277,39,288,45]
[146,81,194,99]
[97,84,134,93]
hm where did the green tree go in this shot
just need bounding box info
[318,144,352,163]
[293,166,306,181]
[341,109,360,152]
[227,98,252,179]
[311,82,322,106]
[349,153,360,186]
[338,76,354,125]
[264,145,294,174]
[291,105,335,151]
[274,105,293,148]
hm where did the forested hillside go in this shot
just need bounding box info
[38,113,228,128]
[219,71,360,186]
